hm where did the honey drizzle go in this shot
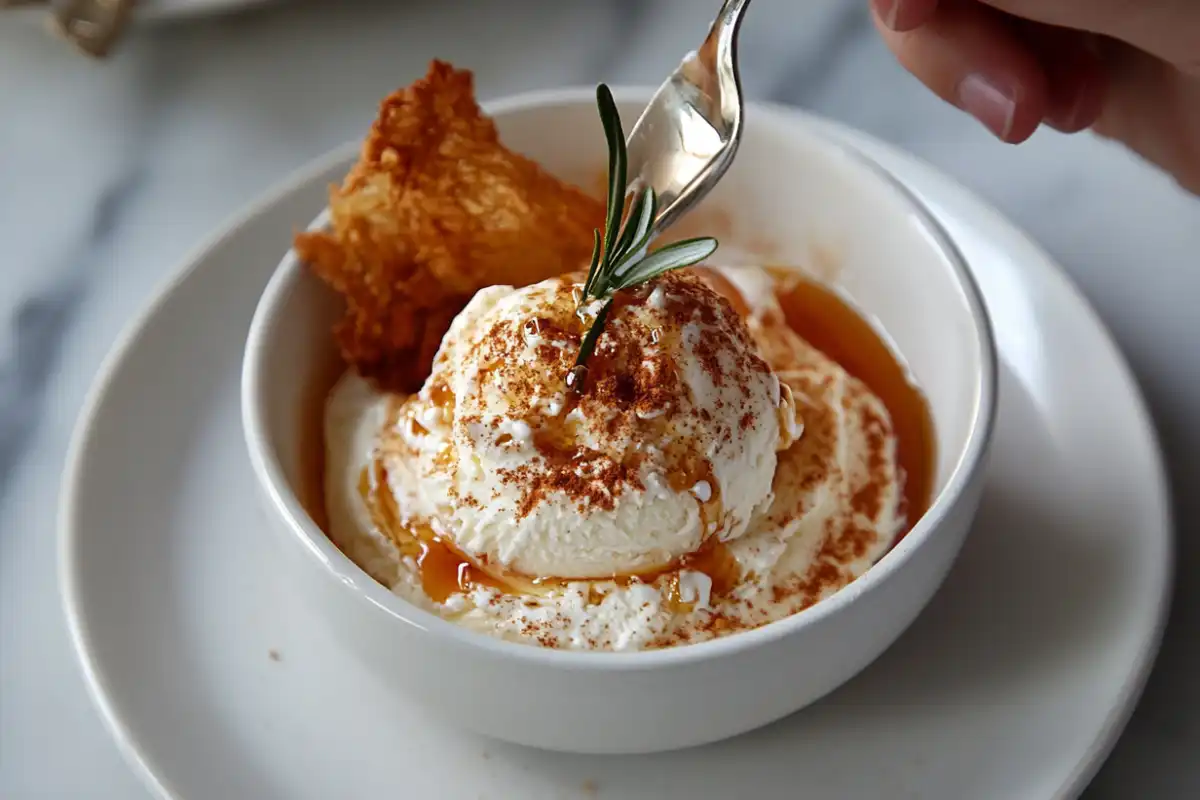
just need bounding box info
[359,454,733,605]
[428,381,455,409]
[359,464,505,603]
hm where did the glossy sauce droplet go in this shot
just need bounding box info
[565,365,588,394]
[522,318,543,343]
[665,448,723,534]
[678,540,741,597]
[406,408,430,437]
[645,539,742,611]
[414,538,502,604]
[429,382,455,409]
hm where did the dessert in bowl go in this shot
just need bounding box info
[243,63,995,753]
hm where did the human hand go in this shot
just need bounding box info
[871,0,1200,193]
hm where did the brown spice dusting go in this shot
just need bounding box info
[813,514,877,564]
[450,274,764,523]
[505,453,647,518]
[804,561,846,601]
[769,558,846,608]
[849,401,889,521]
[693,334,726,387]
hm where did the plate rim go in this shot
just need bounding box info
[57,145,356,800]
[821,114,1175,800]
[57,95,1174,800]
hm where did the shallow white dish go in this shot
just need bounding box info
[60,115,1171,797]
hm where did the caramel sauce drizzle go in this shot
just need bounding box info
[359,464,505,603]
[768,270,935,534]
[360,459,733,606]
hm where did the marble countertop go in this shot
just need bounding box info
[2,0,1197,797]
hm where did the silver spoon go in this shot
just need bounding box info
[625,0,751,238]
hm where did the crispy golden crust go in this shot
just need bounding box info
[295,60,605,392]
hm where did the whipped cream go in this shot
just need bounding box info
[384,274,789,579]
[323,267,907,651]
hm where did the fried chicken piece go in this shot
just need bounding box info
[295,60,605,392]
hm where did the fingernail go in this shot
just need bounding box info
[957,74,1017,141]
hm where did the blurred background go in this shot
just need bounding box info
[2,0,1198,797]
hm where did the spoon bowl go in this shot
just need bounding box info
[625,0,751,237]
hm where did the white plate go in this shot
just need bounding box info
[10,0,275,24]
[134,0,275,20]
[60,118,1172,800]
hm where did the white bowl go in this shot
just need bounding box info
[242,89,997,755]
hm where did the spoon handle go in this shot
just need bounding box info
[700,0,751,122]
[714,0,752,37]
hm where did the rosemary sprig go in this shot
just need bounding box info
[571,85,719,387]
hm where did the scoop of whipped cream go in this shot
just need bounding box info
[379,272,799,579]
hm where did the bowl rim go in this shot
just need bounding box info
[241,86,999,670]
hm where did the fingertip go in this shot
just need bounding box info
[957,74,1042,143]
[956,75,1012,141]
[875,3,1050,144]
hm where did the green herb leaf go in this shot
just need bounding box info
[609,189,657,282]
[572,297,614,378]
[610,187,656,268]
[596,84,627,267]
[613,237,720,290]
[596,191,657,298]
[581,229,603,297]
